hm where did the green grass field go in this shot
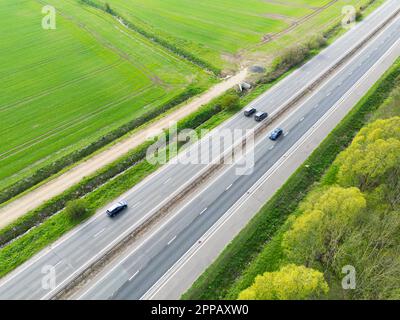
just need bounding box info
[0,0,210,190]
[97,0,368,71]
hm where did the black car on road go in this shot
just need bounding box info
[244,107,257,117]
[269,128,284,141]
[106,200,128,217]
[255,111,268,122]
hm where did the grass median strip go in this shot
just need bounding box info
[182,57,400,300]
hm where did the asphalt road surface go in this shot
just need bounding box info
[78,13,400,299]
[0,0,398,300]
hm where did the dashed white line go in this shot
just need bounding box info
[299,117,305,122]
[226,184,233,191]
[131,201,142,208]
[129,270,140,282]
[284,131,289,137]
[93,228,106,238]
[200,208,207,215]
[167,236,177,246]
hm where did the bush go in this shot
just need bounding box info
[220,93,240,111]
[307,34,327,51]
[105,3,113,14]
[65,199,89,222]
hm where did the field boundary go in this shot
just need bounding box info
[79,0,221,76]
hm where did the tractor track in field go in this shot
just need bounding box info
[0,46,96,81]
[0,60,123,113]
[38,0,166,86]
[0,84,155,161]
[254,0,340,47]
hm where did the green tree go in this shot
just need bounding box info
[335,117,400,190]
[65,199,89,222]
[333,209,400,299]
[238,264,329,300]
[282,186,366,267]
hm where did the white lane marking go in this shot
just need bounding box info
[167,236,177,246]
[269,145,274,150]
[131,201,142,208]
[200,208,207,215]
[163,178,171,185]
[93,228,106,239]
[226,184,233,191]
[129,270,140,282]
[284,131,289,137]
[299,117,305,122]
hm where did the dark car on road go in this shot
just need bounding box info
[244,107,257,117]
[269,128,284,141]
[254,111,268,122]
[106,200,128,217]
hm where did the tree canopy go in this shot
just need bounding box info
[238,264,329,300]
[335,117,400,190]
[282,186,366,267]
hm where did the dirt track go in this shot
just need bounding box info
[0,69,247,229]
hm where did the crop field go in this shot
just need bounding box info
[0,0,210,190]
[95,0,360,71]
